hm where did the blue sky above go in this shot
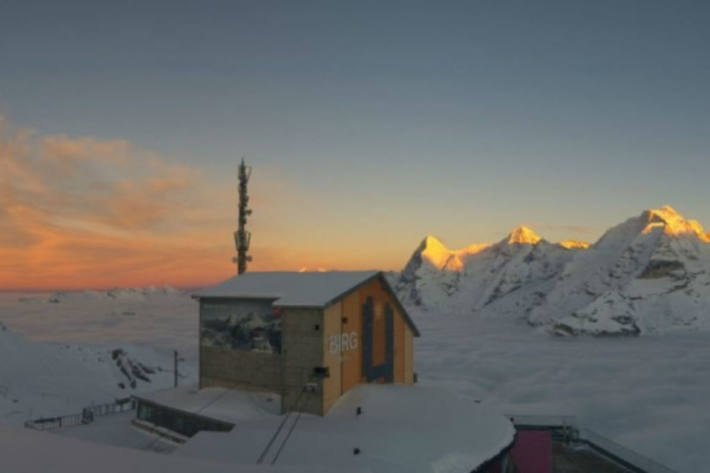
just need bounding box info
[1,0,709,278]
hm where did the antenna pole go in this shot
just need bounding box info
[173,350,184,387]
[233,158,252,274]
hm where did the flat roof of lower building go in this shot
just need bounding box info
[0,423,362,473]
[174,384,515,473]
[133,386,281,426]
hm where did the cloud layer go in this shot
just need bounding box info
[0,116,235,289]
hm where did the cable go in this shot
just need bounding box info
[256,386,305,463]
[270,381,313,464]
[270,409,303,464]
[256,381,313,464]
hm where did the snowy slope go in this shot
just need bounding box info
[0,289,197,425]
[397,206,710,335]
[531,206,710,335]
[0,321,174,424]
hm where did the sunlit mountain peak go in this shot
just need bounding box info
[559,240,590,250]
[419,236,490,271]
[642,205,709,241]
[420,236,459,270]
[506,225,541,245]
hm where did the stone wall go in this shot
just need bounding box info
[199,346,282,393]
[280,307,324,415]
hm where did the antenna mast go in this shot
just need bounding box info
[233,158,252,274]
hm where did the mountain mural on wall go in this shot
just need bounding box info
[396,206,710,335]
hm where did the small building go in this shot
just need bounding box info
[132,387,280,442]
[192,270,419,416]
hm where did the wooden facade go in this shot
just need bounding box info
[197,271,419,416]
[320,275,416,412]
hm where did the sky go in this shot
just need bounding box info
[1,1,709,290]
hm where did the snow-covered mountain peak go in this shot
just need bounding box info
[593,206,709,253]
[641,205,709,242]
[397,206,710,335]
[418,235,456,269]
[506,225,541,245]
[414,236,490,271]
[397,227,570,310]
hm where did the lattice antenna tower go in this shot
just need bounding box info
[233,158,252,274]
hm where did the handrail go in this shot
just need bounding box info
[24,398,136,431]
[506,414,679,473]
[580,428,677,473]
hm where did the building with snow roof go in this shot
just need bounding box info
[135,271,419,432]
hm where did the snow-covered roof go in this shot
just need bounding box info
[175,384,514,473]
[0,423,360,473]
[193,271,420,336]
[193,271,380,307]
[133,386,281,426]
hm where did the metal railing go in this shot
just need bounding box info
[506,414,679,473]
[24,397,135,431]
[580,428,678,473]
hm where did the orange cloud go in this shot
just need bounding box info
[0,116,403,290]
[0,117,238,290]
[40,134,131,166]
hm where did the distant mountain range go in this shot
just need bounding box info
[396,206,710,335]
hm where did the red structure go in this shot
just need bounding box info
[485,431,552,473]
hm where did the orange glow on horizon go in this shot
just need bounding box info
[0,117,403,291]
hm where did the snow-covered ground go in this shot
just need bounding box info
[1,286,708,472]
[175,384,514,473]
[0,421,353,473]
[0,289,198,424]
